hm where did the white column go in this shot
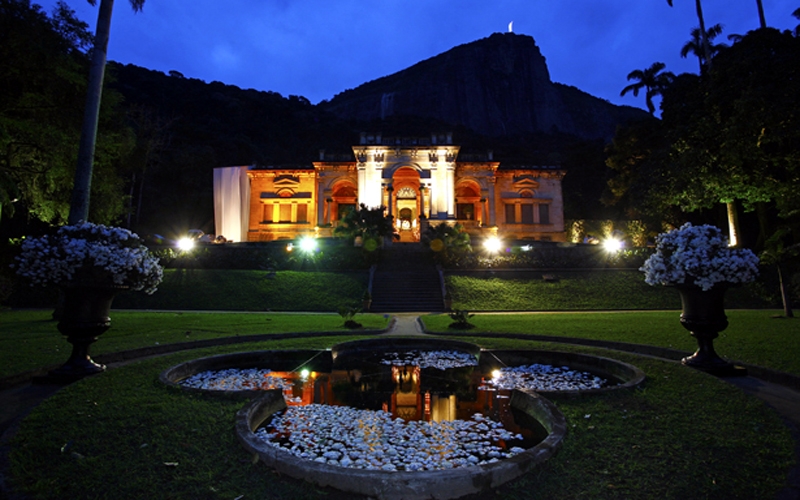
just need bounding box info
[429,165,447,218]
[445,163,455,218]
[357,163,367,207]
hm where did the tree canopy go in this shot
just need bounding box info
[606,27,800,247]
[0,0,130,226]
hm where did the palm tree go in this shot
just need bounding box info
[666,0,714,70]
[666,0,745,245]
[793,7,800,36]
[620,62,675,115]
[727,33,744,44]
[68,0,146,225]
[755,0,767,28]
[681,24,725,74]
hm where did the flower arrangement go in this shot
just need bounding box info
[14,222,163,294]
[640,223,759,291]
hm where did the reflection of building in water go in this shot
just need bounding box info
[278,363,521,433]
[392,365,421,421]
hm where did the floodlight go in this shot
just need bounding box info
[177,237,195,251]
[483,236,503,253]
[603,237,623,253]
[298,236,318,253]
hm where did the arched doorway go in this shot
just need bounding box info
[391,167,421,242]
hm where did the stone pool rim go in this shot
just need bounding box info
[235,387,568,500]
[159,343,646,399]
[160,340,645,498]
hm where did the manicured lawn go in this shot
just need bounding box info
[0,310,389,379]
[9,269,370,311]
[446,270,777,310]
[8,337,794,500]
[422,310,800,376]
[3,267,797,499]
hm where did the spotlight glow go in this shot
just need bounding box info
[483,236,503,253]
[603,238,623,253]
[177,237,195,251]
[298,236,318,253]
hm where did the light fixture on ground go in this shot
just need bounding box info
[298,236,318,253]
[177,237,195,251]
[483,236,503,253]
[602,237,623,253]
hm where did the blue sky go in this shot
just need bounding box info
[36,1,800,111]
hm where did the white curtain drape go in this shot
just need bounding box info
[213,166,250,242]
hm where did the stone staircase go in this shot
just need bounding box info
[369,243,445,312]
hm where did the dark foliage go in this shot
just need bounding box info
[447,309,475,329]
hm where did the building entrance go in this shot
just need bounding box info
[391,167,421,242]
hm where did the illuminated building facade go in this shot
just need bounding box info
[213,133,566,243]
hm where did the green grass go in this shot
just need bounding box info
[422,310,800,376]
[0,310,389,379]
[116,269,369,311]
[8,338,794,500]
[3,268,797,498]
[446,270,776,310]
[10,269,370,311]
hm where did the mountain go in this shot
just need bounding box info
[321,33,648,140]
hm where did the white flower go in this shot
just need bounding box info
[13,222,163,294]
[640,223,759,291]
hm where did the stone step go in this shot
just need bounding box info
[369,244,444,312]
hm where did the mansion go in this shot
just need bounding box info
[213,133,566,243]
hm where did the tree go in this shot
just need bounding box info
[421,222,472,266]
[334,203,396,249]
[1,0,129,227]
[755,0,767,29]
[666,0,714,70]
[661,29,799,242]
[681,23,726,73]
[667,1,752,243]
[608,28,800,254]
[760,227,799,318]
[620,62,675,114]
[793,7,800,36]
[603,117,683,230]
[68,0,145,225]
[122,104,174,230]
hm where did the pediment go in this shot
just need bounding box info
[513,175,540,189]
[273,175,301,188]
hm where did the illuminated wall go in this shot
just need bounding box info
[214,135,567,243]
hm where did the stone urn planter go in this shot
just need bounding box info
[50,285,126,378]
[640,224,759,377]
[675,284,744,375]
[14,222,164,381]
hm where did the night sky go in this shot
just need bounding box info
[35,0,800,111]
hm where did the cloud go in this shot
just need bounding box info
[211,44,241,72]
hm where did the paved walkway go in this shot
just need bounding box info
[1,314,799,499]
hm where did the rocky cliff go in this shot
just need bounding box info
[321,33,647,140]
